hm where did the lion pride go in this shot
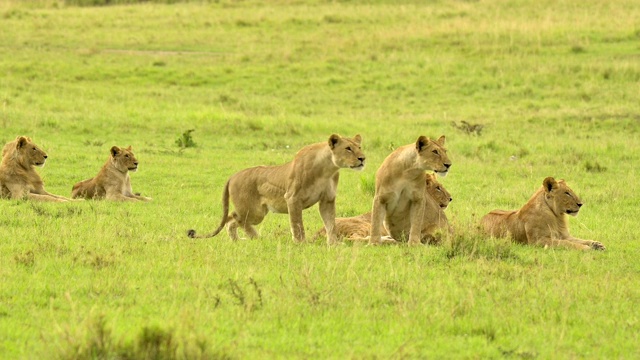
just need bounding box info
[481,177,605,250]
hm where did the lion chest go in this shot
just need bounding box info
[285,174,337,210]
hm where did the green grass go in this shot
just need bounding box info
[1,0,640,358]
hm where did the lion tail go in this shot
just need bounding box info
[187,179,231,239]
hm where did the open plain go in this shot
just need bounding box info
[1,0,639,358]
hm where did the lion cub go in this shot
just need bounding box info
[71,146,152,202]
[0,136,73,202]
[317,173,452,243]
[369,135,451,245]
[188,134,366,245]
[481,177,605,250]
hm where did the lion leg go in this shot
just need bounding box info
[318,198,339,245]
[106,192,139,202]
[369,197,387,245]
[231,211,260,240]
[27,193,67,203]
[408,198,425,246]
[566,236,606,251]
[286,199,306,243]
[532,237,592,250]
[226,216,240,240]
[123,181,152,202]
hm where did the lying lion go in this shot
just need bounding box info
[370,135,451,245]
[480,177,605,250]
[0,136,73,202]
[71,146,152,202]
[316,173,452,244]
[188,134,366,245]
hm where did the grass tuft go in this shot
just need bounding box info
[175,129,197,149]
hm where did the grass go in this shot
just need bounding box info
[1,0,640,358]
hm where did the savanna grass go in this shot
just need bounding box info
[1,0,639,358]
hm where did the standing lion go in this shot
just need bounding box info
[188,134,366,245]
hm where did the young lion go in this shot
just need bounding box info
[0,136,72,202]
[480,177,605,251]
[317,173,452,244]
[369,135,451,246]
[188,134,366,245]
[71,146,152,202]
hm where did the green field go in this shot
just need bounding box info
[1,0,640,358]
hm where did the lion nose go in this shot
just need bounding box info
[134,162,138,166]
[358,157,365,162]
[444,163,451,169]
[577,203,583,208]
[449,197,453,202]
[44,155,48,159]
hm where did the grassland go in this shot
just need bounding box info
[1,0,639,358]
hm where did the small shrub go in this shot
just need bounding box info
[14,250,35,267]
[585,161,607,173]
[175,129,197,148]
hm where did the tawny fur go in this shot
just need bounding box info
[480,177,605,251]
[188,134,366,245]
[317,173,453,244]
[71,146,152,202]
[0,136,72,202]
[369,135,451,245]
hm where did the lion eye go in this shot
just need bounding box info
[432,150,439,155]
[125,155,129,158]
[346,147,352,152]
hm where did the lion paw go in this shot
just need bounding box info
[590,242,606,251]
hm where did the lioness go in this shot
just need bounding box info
[316,173,452,244]
[71,146,152,202]
[480,177,605,250]
[188,134,366,245]
[0,136,72,202]
[369,135,451,245]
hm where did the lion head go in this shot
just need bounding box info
[110,146,139,173]
[8,136,48,168]
[425,173,452,209]
[543,177,583,217]
[328,134,366,171]
[415,135,451,177]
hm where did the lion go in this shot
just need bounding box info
[316,172,452,244]
[71,146,152,202]
[480,177,605,250]
[187,134,366,245]
[0,136,73,202]
[369,135,451,245]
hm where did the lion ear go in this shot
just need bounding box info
[353,134,362,145]
[110,146,121,158]
[16,136,29,149]
[328,134,341,149]
[425,173,436,184]
[543,177,558,192]
[436,135,446,146]
[126,145,132,151]
[416,136,430,151]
